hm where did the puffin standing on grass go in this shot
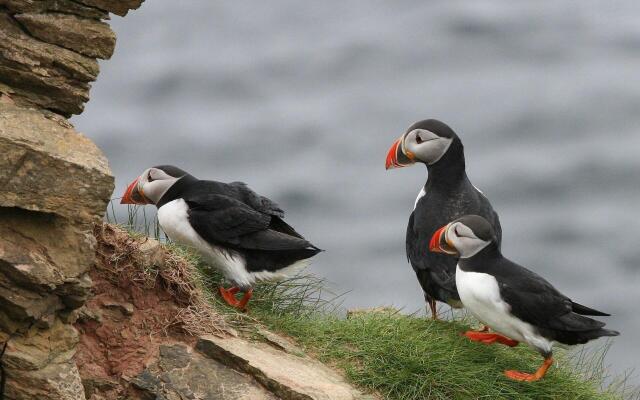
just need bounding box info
[385,119,502,319]
[121,165,322,311]
[430,215,619,382]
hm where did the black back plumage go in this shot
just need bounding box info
[406,124,502,306]
[460,245,619,347]
[158,173,321,273]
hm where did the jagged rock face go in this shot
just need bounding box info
[0,102,115,398]
[0,0,109,19]
[0,1,142,398]
[1,317,85,400]
[131,344,279,400]
[0,0,144,116]
[0,207,97,331]
[197,336,373,400]
[0,102,113,223]
[15,13,116,59]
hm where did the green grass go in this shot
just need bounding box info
[108,204,637,399]
[254,311,624,399]
[192,256,634,399]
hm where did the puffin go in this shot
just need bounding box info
[120,165,322,311]
[430,215,619,382]
[385,119,502,319]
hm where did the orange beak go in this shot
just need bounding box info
[385,135,415,170]
[120,177,151,205]
[429,224,458,255]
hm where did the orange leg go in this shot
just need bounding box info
[463,330,519,347]
[505,357,554,382]
[428,299,438,320]
[219,286,241,307]
[237,288,253,312]
[218,286,253,312]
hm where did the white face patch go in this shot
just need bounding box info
[446,222,491,258]
[138,167,180,204]
[403,129,453,165]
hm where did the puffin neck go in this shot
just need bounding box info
[156,174,199,209]
[425,139,467,187]
[459,242,501,271]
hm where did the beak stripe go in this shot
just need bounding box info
[429,225,447,253]
[138,186,151,204]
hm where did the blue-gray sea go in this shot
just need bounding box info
[73,0,640,385]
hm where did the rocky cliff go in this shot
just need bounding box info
[0,1,142,398]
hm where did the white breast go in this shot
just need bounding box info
[157,199,254,288]
[414,187,427,210]
[455,265,553,354]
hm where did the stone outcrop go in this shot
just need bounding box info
[0,103,113,223]
[14,13,116,60]
[131,344,279,400]
[0,101,115,399]
[197,336,372,400]
[0,0,143,116]
[0,1,143,398]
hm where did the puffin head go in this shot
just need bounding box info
[120,165,190,206]
[429,215,495,258]
[385,119,459,169]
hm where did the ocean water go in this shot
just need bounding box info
[73,0,640,385]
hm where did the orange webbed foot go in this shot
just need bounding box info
[463,331,519,347]
[218,286,253,312]
[219,286,241,307]
[504,357,553,382]
[504,370,539,382]
[236,288,253,312]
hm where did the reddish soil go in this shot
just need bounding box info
[74,224,214,399]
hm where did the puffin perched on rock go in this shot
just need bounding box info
[121,165,322,311]
[385,119,502,319]
[430,215,619,382]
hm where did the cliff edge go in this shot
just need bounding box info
[0,1,142,398]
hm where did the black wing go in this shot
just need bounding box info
[185,193,313,251]
[495,259,606,332]
[228,181,284,217]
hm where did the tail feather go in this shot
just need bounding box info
[548,327,620,346]
[571,301,610,317]
[599,329,620,337]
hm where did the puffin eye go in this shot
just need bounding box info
[416,133,423,144]
[148,171,154,182]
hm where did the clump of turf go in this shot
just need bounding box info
[94,223,230,337]
[108,204,636,400]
